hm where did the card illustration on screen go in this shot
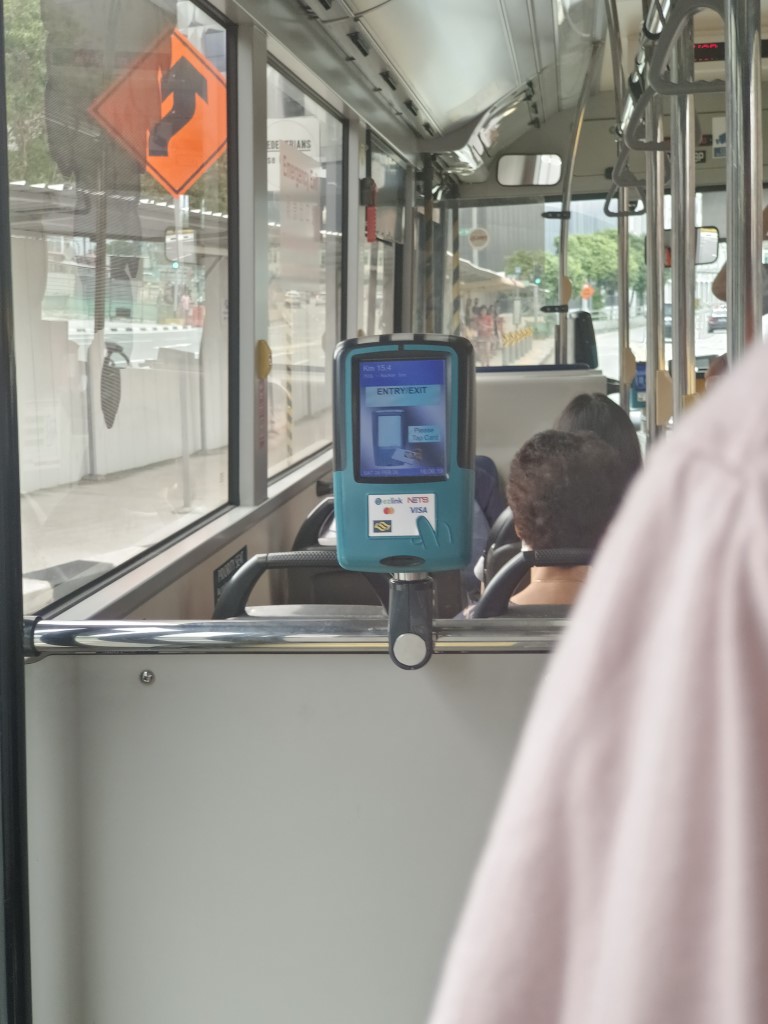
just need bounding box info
[357,358,447,480]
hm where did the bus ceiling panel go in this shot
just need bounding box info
[244,0,605,163]
[340,0,547,130]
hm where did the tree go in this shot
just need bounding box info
[504,249,559,301]
[5,0,57,182]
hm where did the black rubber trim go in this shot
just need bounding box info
[0,2,33,1016]
[213,548,389,618]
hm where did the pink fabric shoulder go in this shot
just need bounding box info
[428,341,768,1024]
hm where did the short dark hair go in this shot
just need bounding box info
[507,429,626,550]
[555,392,642,483]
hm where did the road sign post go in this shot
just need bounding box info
[89,28,227,197]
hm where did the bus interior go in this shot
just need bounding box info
[2,0,767,1020]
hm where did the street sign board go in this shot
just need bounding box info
[580,284,595,299]
[468,227,489,249]
[89,28,227,197]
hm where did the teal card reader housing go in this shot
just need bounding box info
[333,334,475,573]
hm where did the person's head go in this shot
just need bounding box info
[506,429,626,550]
[555,392,642,484]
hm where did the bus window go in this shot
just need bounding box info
[15,0,231,613]
[266,67,343,477]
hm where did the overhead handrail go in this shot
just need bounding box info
[611,142,647,189]
[622,86,670,151]
[647,0,725,96]
[603,182,646,218]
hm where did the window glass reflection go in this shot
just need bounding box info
[11,0,230,612]
[358,137,405,336]
[266,67,343,475]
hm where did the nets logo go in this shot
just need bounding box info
[373,520,392,533]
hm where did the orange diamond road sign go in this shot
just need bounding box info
[89,28,227,197]
[581,284,595,300]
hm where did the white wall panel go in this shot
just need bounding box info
[26,650,545,1023]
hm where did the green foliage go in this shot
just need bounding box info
[506,230,650,309]
[504,249,559,299]
[5,0,58,182]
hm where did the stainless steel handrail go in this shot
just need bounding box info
[725,0,763,362]
[556,37,605,362]
[645,95,666,445]
[603,0,631,410]
[647,0,725,96]
[24,617,566,658]
[670,25,696,419]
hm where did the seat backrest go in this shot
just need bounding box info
[481,507,522,588]
[470,547,594,619]
[501,603,571,618]
[570,310,598,369]
[288,495,466,618]
[213,549,390,619]
[475,368,607,473]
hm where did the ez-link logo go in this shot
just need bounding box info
[374,496,404,505]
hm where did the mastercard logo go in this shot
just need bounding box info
[383,506,395,514]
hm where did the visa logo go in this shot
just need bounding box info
[409,506,429,514]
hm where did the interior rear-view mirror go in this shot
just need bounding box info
[661,226,720,267]
[496,153,562,187]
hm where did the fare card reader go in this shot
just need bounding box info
[333,334,475,670]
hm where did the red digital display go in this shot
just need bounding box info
[693,42,724,62]
[693,40,768,62]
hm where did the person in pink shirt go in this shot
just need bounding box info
[427,338,768,1024]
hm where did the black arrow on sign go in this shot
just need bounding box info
[148,57,208,157]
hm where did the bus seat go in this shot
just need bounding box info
[481,507,522,588]
[286,497,465,618]
[475,368,607,474]
[570,310,599,369]
[470,547,594,618]
[291,495,335,550]
[212,549,389,618]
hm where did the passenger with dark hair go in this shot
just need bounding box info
[555,392,642,486]
[504,429,626,606]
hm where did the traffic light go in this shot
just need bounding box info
[533,265,542,285]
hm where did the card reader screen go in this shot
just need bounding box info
[356,357,448,480]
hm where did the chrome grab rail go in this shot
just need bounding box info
[24,616,565,658]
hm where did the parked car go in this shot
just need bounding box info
[707,305,727,332]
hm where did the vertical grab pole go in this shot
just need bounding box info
[725,0,762,361]
[644,95,666,446]
[617,188,631,410]
[670,24,696,418]
[450,203,461,335]
[423,160,435,333]
[557,38,604,363]
[603,0,631,409]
